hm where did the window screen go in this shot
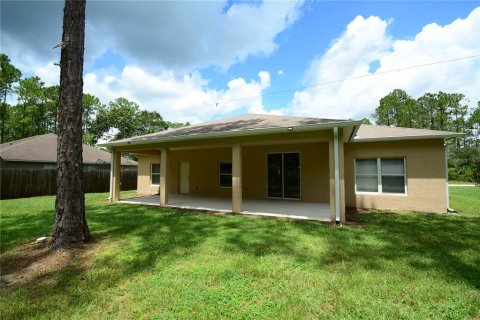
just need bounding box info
[355,159,379,192]
[151,163,160,185]
[219,162,232,188]
[355,158,405,194]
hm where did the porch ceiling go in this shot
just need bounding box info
[119,194,330,222]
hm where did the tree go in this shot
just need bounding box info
[0,54,22,142]
[53,0,90,249]
[90,97,187,143]
[14,76,46,138]
[473,159,480,185]
[468,103,480,149]
[43,85,60,134]
[82,93,104,145]
[417,92,438,129]
[360,118,372,125]
[372,89,417,127]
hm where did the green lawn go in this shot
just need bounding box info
[1,191,479,319]
[450,186,480,215]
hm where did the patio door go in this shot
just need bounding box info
[267,153,300,199]
[179,162,190,194]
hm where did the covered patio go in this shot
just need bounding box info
[119,194,331,221]
[102,114,361,223]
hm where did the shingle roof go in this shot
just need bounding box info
[0,133,137,165]
[105,113,355,146]
[354,125,463,141]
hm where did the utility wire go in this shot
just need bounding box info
[161,54,480,115]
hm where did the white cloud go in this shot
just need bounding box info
[84,66,274,123]
[34,61,60,86]
[1,1,304,73]
[291,7,480,120]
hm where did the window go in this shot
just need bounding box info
[219,162,232,188]
[355,158,406,194]
[151,163,160,185]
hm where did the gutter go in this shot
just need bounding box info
[98,120,363,148]
[353,133,464,143]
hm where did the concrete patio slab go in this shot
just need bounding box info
[119,194,331,221]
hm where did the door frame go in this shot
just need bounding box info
[266,151,301,200]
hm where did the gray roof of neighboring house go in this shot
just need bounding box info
[354,124,463,141]
[101,113,358,146]
[0,133,137,165]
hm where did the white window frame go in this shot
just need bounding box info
[151,163,160,186]
[219,161,232,188]
[355,157,407,195]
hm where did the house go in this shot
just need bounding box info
[99,114,462,223]
[0,133,137,170]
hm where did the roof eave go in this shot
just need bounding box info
[99,120,363,148]
[353,133,464,142]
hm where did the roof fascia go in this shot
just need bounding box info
[99,120,363,148]
[352,133,464,142]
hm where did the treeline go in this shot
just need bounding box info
[0,53,188,145]
[372,89,480,182]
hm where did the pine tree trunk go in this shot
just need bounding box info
[53,0,90,249]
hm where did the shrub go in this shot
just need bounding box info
[449,164,475,182]
[474,160,480,185]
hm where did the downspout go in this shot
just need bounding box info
[444,139,455,213]
[334,127,340,222]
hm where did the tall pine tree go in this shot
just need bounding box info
[53,0,90,249]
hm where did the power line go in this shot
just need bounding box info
[161,54,480,115]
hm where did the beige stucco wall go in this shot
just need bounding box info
[168,148,232,198]
[137,154,161,195]
[136,142,330,202]
[243,143,329,202]
[135,137,447,213]
[344,139,447,213]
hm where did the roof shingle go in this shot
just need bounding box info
[0,133,137,165]
[355,125,463,141]
[109,113,353,145]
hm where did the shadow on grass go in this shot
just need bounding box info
[93,204,480,288]
[1,201,479,318]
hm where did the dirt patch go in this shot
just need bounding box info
[345,207,366,226]
[0,238,98,290]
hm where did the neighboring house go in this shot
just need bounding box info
[100,114,462,223]
[0,133,137,170]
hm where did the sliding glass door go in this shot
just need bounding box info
[267,153,300,199]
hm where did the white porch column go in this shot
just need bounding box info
[329,128,346,223]
[111,149,121,202]
[160,148,169,206]
[109,151,114,200]
[232,144,243,213]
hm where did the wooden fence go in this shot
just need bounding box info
[0,168,137,200]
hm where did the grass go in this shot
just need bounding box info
[450,185,480,215]
[1,192,479,319]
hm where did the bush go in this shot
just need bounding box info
[474,160,480,185]
[448,164,475,182]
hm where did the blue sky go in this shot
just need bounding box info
[1,1,479,123]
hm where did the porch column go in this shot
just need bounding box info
[160,148,169,206]
[329,127,346,223]
[111,149,121,202]
[232,144,243,213]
